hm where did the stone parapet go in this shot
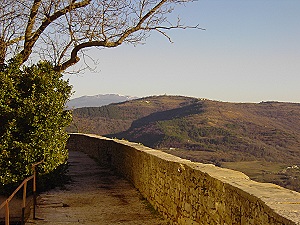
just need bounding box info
[67,133,300,225]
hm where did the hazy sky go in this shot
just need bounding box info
[64,0,300,103]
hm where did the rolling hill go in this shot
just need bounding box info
[67,95,300,191]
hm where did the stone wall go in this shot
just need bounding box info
[67,133,300,225]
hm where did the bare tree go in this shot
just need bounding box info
[0,0,201,72]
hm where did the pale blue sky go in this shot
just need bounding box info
[64,0,300,103]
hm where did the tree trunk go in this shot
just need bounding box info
[0,37,7,69]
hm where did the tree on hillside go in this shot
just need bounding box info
[0,0,200,72]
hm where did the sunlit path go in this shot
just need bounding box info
[26,151,167,225]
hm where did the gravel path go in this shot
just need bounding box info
[26,151,168,225]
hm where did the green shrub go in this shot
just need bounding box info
[0,57,72,186]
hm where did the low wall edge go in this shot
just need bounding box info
[67,133,300,225]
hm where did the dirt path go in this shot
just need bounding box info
[26,151,168,225]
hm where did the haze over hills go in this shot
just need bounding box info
[66,94,138,109]
[67,95,300,192]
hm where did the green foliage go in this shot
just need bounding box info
[0,57,72,185]
[157,118,236,150]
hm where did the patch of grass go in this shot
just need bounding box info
[220,161,287,178]
[221,161,300,192]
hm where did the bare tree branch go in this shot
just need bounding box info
[21,0,92,63]
[55,0,171,71]
[0,0,202,72]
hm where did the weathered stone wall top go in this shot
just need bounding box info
[67,133,300,225]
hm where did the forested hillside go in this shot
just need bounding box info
[67,95,300,192]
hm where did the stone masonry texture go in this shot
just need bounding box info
[67,133,300,225]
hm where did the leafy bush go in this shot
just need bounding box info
[0,57,72,185]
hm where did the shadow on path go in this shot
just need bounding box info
[26,151,168,225]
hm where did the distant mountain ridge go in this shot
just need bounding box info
[66,94,138,109]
